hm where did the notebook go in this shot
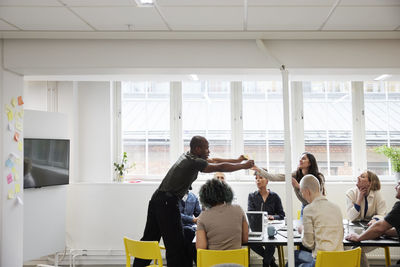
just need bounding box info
[246,211,266,241]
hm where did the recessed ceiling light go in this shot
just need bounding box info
[135,0,154,7]
[374,74,392,81]
[189,74,199,81]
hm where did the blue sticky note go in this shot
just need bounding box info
[5,159,14,168]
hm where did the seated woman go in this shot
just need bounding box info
[248,170,285,267]
[196,179,249,250]
[253,152,326,213]
[346,170,386,267]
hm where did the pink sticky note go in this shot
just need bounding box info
[7,173,13,184]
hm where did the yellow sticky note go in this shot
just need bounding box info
[11,167,16,175]
[14,172,19,181]
[15,121,22,132]
[5,104,12,112]
[15,184,20,193]
[11,97,17,107]
[15,158,21,166]
[20,109,24,117]
[18,141,23,151]
[7,111,13,122]
[8,189,15,199]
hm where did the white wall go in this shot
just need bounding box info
[77,81,113,182]
[0,41,24,267]
[66,181,399,251]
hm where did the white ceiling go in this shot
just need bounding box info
[0,0,400,39]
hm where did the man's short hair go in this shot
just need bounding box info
[300,174,320,193]
[190,136,207,151]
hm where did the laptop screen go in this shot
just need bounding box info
[246,212,263,233]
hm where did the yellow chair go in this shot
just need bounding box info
[315,247,361,267]
[123,237,163,267]
[197,247,249,267]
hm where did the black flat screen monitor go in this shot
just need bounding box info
[24,138,70,189]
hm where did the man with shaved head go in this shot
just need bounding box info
[291,174,344,267]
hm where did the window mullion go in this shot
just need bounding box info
[351,81,367,176]
[170,81,183,163]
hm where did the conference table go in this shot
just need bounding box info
[246,220,400,267]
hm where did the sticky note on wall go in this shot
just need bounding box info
[7,173,13,184]
[18,96,24,105]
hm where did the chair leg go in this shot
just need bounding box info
[384,247,391,267]
[277,245,285,267]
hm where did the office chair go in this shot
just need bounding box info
[123,237,163,267]
[197,247,248,267]
[315,247,361,267]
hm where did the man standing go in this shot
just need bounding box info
[294,175,344,267]
[346,180,400,267]
[134,136,254,267]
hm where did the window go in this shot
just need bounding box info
[364,81,400,177]
[303,81,353,176]
[118,80,399,182]
[242,81,284,174]
[121,81,170,175]
[182,81,231,160]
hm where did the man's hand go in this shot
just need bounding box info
[268,215,274,220]
[238,155,247,161]
[243,160,254,169]
[345,233,361,242]
[193,217,198,224]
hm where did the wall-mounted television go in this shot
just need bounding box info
[24,138,70,189]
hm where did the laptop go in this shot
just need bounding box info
[246,211,266,241]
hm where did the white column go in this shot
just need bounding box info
[290,81,305,169]
[170,81,183,162]
[351,81,367,175]
[72,81,80,183]
[230,81,244,158]
[282,67,295,267]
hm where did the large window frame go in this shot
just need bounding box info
[117,80,399,182]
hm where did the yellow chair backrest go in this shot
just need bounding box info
[123,237,163,267]
[315,247,361,267]
[197,247,248,267]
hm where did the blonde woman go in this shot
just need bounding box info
[346,170,386,267]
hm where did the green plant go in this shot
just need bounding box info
[375,145,400,172]
[113,152,134,176]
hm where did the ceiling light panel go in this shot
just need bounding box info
[248,6,331,30]
[324,6,400,30]
[0,7,93,30]
[71,7,168,30]
[158,6,243,30]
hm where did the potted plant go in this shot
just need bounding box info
[375,145,400,181]
[113,152,134,182]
